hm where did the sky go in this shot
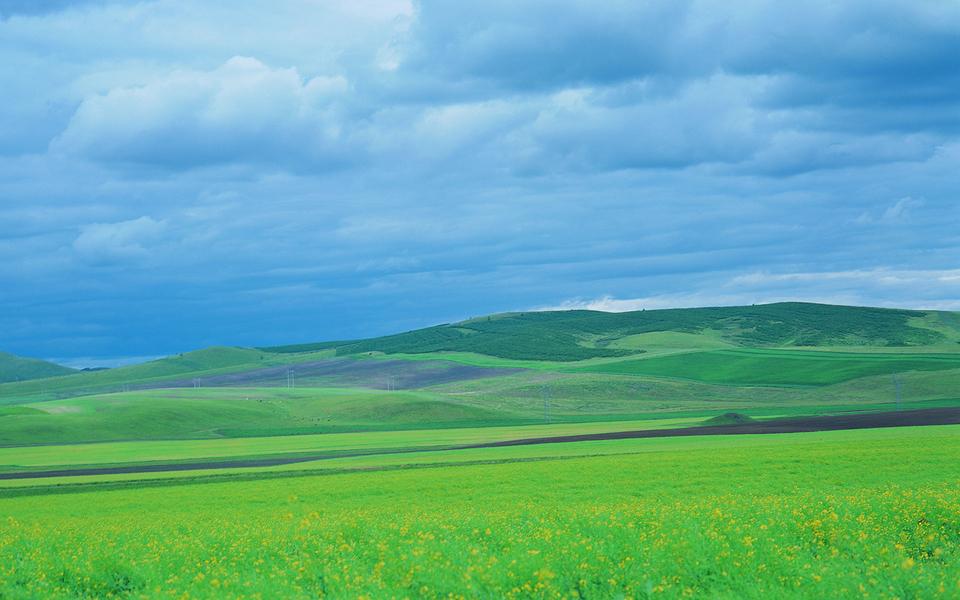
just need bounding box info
[1,0,958,365]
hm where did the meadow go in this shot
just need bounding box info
[1,425,958,598]
[576,348,960,385]
[2,303,960,598]
[2,361,958,446]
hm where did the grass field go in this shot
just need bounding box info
[0,417,704,475]
[264,302,958,360]
[576,348,960,385]
[0,387,525,445]
[0,347,339,405]
[0,351,75,384]
[1,425,958,598]
[3,363,958,446]
[2,303,960,597]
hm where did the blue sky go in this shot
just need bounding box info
[1,0,958,364]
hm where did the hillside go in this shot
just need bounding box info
[0,347,289,404]
[2,302,958,408]
[263,302,958,361]
[0,352,75,384]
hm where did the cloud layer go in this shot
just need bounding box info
[0,0,958,360]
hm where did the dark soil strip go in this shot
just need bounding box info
[459,407,960,449]
[3,407,958,481]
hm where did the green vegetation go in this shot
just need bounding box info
[0,347,333,405]
[703,412,754,426]
[1,426,958,598]
[0,417,703,478]
[0,351,74,384]
[4,363,959,446]
[0,302,959,597]
[264,302,955,360]
[2,303,959,412]
[0,387,527,445]
[576,348,960,385]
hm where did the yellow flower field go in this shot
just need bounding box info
[1,426,959,598]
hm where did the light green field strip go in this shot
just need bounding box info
[3,423,957,491]
[377,343,960,376]
[577,347,960,386]
[5,423,958,509]
[0,416,699,470]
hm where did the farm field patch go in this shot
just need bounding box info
[576,348,960,385]
[1,425,958,598]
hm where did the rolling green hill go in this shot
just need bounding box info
[263,302,957,361]
[2,301,959,433]
[0,352,75,384]
[576,348,960,386]
[0,347,303,404]
[0,388,518,445]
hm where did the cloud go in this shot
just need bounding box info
[53,56,353,169]
[855,197,926,225]
[545,267,960,314]
[400,1,703,92]
[1,0,959,360]
[73,216,167,265]
[535,295,687,312]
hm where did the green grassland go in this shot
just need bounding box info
[2,361,958,446]
[1,302,960,598]
[0,351,75,384]
[1,425,959,598]
[0,347,337,405]
[575,348,960,385]
[0,387,535,445]
[2,303,959,411]
[264,302,959,360]
[0,417,705,477]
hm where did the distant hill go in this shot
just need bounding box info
[0,351,75,383]
[263,302,957,361]
[2,302,958,406]
[0,346,289,404]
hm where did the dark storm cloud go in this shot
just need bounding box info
[0,0,958,361]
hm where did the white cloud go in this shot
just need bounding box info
[52,57,352,169]
[534,294,750,313]
[73,216,167,264]
[544,268,960,314]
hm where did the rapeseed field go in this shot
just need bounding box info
[1,426,958,598]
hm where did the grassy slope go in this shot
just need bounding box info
[0,387,523,445]
[1,426,958,598]
[576,348,960,385]
[6,360,960,446]
[263,302,958,360]
[0,346,338,405]
[2,302,957,404]
[0,302,958,448]
[0,351,75,384]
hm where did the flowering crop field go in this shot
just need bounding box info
[1,425,959,598]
